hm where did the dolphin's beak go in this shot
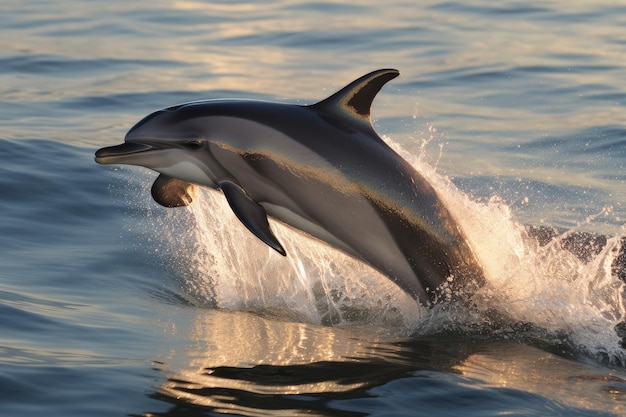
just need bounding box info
[95,142,153,164]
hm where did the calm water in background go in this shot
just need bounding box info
[1,1,626,416]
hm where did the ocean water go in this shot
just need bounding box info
[1,0,626,416]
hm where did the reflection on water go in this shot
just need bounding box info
[149,309,626,416]
[153,310,415,416]
[456,343,626,416]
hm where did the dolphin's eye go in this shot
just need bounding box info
[183,140,203,150]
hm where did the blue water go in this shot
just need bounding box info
[1,1,626,416]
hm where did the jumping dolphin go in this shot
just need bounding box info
[95,69,485,305]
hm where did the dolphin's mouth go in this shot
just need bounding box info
[94,142,153,164]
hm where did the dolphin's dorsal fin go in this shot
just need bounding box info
[219,180,286,256]
[151,174,197,207]
[311,69,399,121]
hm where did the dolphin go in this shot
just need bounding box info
[95,69,485,305]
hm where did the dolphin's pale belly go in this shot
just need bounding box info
[159,161,217,188]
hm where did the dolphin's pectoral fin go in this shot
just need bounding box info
[151,174,197,207]
[219,180,286,256]
[311,69,399,120]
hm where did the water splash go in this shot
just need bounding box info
[166,190,422,330]
[386,135,626,362]
[151,135,626,362]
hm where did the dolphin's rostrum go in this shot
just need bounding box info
[95,69,485,305]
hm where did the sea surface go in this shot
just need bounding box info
[1,1,626,416]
